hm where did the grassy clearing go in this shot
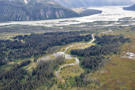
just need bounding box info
[60,65,84,79]
[0,64,13,72]
[0,33,30,40]
[0,57,37,73]
[65,59,75,64]
[0,58,28,72]
[23,59,37,72]
[36,85,48,90]
[60,42,95,54]
[69,43,95,51]
[89,55,135,90]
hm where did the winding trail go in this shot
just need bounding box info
[55,34,95,81]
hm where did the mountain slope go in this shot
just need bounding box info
[124,4,135,11]
[0,0,79,22]
[54,0,131,8]
[79,9,102,16]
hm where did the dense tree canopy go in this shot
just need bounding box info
[0,31,92,66]
[0,56,65,90]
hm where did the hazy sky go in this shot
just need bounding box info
[130,0,135,2]
[98,0,133,2]
[106,0,135,3]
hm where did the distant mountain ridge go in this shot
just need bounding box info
[0,0,103,22]
[124,4,135,11]
[54,0,131,8]
[0,0,79,22]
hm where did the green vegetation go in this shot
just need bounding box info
[90,55,135,90]
[89,29,135,90]
[0,19,135,90]
[70,35,129,88]
[0,56,65,90]
[0,31,92,66]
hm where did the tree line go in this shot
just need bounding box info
[0,31,92,66]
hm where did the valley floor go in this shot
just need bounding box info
[0,17,135,90]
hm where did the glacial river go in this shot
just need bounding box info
[0,6,135,27]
